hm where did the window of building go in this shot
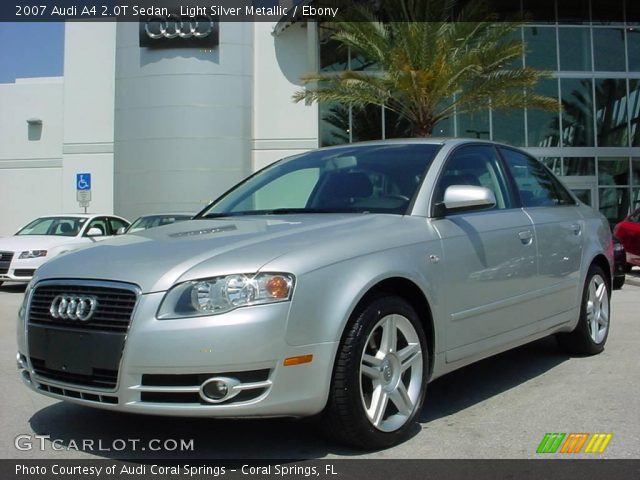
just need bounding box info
[561,78,595,146]
[528,79,561,147]
[595,79,629,147]
[524,27,558,70]
[629,30,640,71]
[559,27,592,71]
[593,28,626,71]
[564,157,596,176]
[598,157,630,186]
[632,158,640,186]
[457,110,490,140]
[599,188,630,226]
[629,80,640,146]
[493,108,526,146]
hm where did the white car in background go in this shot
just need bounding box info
[0,214,129,286]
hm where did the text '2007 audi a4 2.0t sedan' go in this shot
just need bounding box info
[17,139,613,449]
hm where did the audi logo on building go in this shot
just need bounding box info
[49,295,98,322]
[139,13,219,48]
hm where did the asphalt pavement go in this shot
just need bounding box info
[1,281,638,460]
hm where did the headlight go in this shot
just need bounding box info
[613,241,624,252]
[157,273,295,319]
[18,250,47,259]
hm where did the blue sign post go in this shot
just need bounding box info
[76,173,92,213]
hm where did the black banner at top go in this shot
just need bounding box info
[4,0,640,23]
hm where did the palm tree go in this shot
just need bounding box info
[293,0,558,137]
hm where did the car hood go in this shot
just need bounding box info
[0,235,81,253]
[34,215,420,293]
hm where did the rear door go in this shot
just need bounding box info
[499,147,583,330]
[432,145,538,363]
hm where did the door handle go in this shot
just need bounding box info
[570,223,582,235]
[518,230,533,245]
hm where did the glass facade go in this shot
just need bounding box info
[317,0,640,224]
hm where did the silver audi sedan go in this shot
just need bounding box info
[17,139,613,449]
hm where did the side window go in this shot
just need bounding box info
[109,217,128,233]
[84,217,109,236]
[499,148,575,208]
[435,145,512,210]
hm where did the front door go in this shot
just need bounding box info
[432,145,538,363]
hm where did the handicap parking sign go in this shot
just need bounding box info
[76,173,91,191]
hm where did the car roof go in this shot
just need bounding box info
[314,138,515,152]
[33,214,129,221]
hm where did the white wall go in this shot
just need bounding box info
[252,22,319,171]
[0,78,64,236]
[61,22,117,216]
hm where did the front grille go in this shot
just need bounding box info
[28,284,137,332]
[31,357,119,389]
[14,269,35,277]
[0,251,14,274]
[26,281,138,392]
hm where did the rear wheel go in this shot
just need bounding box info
[613,276,625,290]
[321,296,428,449]
[557,264,610,355]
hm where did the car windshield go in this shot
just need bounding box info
[16,217,86,236]
[197,144,442,218]
[127,215,191,232]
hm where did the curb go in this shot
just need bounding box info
[625,275,640,288]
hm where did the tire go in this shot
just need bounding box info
[557,264,610,355]
[613,276,625,290]
[321,295,428,449]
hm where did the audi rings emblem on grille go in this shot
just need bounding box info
[49,295,99,321]
[144,14,215,39]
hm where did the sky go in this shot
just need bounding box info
[0,23,64,84]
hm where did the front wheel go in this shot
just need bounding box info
[557,264,610,355]
[321,296,428,449]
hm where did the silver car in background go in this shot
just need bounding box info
[17,139,613,449]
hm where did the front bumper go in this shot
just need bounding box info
[0,255,43,282]
[18,291,336,418]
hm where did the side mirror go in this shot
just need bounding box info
[441,185,496,214]
[116,227,126,235]
[86,227,104,237]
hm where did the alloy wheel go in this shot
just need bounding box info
[359,314,423,432]
[586,274,609,344]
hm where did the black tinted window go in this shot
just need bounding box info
[500,148,575,207]
[200,144,441,217]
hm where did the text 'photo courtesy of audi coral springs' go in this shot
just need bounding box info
[17,139,613,449]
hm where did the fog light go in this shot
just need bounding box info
[199,377,241,404]
[204,380,228,400]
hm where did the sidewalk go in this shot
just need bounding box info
[626,269,640,287]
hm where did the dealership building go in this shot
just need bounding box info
[1,0,639,236]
